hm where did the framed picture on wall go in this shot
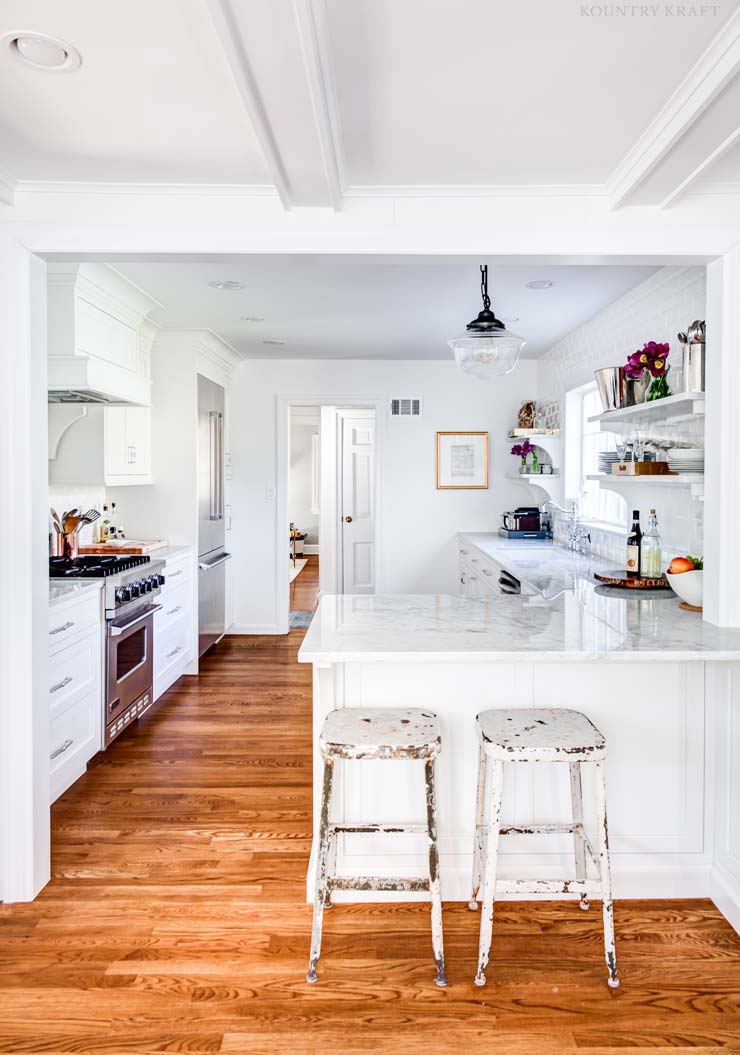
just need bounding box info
[436,431,489,489]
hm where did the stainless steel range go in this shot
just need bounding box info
[49,555,166,746]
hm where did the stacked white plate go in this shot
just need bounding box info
[668,448,704,474]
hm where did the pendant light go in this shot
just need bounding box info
[448,265,526,379]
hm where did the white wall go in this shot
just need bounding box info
[231,358,539,632]
[537,266,706,559]
[289,414,319,547]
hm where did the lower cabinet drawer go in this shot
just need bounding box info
[48,592,101,650]
[49,689,98,802]
[155,580,191,636]
[160,556,192,596]
[48,631,100,719]
[154,611,191,680]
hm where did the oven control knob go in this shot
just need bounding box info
[143,578,153,592]
[118,586,131,603]
[129,583,141,598]
[158,574,166,586]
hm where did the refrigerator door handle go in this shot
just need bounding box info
[218,411,225,521]
[209,411,220,521]
[199,552,232,572]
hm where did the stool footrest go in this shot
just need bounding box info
[330,823,429,835]
[494,878,601,896]
[496,823,578,835]
[328,876,430,893]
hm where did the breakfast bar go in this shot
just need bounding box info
[298,543,740,930]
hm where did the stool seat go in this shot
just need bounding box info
[477,707,606,761]
[320,707,441,761]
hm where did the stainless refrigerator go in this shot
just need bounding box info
[197,374,231,656]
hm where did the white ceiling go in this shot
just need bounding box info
[0,0,739,208]
[114,258,658,360]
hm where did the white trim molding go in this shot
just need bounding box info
[607,8,740,208]
[0,166,17,206]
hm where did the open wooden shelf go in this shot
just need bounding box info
[587,391,705,428]
[507,428,561,438]
[587,473,704,498]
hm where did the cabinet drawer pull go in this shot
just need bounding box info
[482,569,493,576]
[471,557,479,563]
[50,675,73,694]
[166,645,183,659]
[460,548,469,555]
[166,605,182,616]
[50,738,74,760]
[168,569,183,578]
[50,621,74,635]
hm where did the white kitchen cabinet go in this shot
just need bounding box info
[105,406,152,484]
[48,588,104,803]
[153,550,195,701]
[49,404,153,487]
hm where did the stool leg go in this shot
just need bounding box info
[593,760,619,988]
[307,757,334,984]
[468,744,487,911]
[474,758,503,987]
[569,761,590,911]
[424,758,447,988]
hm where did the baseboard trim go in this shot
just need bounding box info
[304,544,320,555]
[710,864,740,936]
[228,623,283,636]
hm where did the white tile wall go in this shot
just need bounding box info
[538,266,706,561]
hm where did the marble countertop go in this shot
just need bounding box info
[298,536,740,664]
[49,580,104,607]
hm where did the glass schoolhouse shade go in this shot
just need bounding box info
[448,266,526,379]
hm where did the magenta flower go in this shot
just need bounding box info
[624,341,669,379]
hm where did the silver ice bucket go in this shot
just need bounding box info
[594,366,627,412]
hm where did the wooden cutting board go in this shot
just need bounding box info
[593,569,671,589]
[79,540,168,555]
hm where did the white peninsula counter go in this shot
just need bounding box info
[298,536,740,932]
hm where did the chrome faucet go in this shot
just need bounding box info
[542,500,591,554]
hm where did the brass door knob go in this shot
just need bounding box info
[344,515,353,523]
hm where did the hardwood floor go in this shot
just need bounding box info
[290,554,319,612]
[2,628,740,1053]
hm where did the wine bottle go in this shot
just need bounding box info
[626,509,641,576]
[640,509,662,578]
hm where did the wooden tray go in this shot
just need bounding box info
[593,569,671,589]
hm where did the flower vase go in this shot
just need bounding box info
[519,457,528,475]
[530,451,539,474]
[647,367,671,402]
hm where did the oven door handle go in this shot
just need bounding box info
[109,604,162,636]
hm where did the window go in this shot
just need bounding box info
[566,383,627,529]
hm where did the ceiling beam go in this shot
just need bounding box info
[292,0,345,211]
[607,8,740,209]
[204,0,292,210]
[0,166,16,207]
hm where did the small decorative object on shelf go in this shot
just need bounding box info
[517,400,536,430]
[677,321,705,393]
[625,341,671,402]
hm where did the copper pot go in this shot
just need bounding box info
[49,531,65,558]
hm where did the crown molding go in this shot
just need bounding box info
[607,7,740,209]
[155,327,244,372]
[293,0,345,211]
[15,179,279,197]
[0,166,16,206]
[204,0,292,210]
[343,183,607,198]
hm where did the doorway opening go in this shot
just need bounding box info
[285,402,377,631]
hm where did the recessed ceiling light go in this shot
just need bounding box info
[209,280,244,291]
[263,339,287,346]
[2,31,81,72]
[240,315,265,322]
[525,280,554,290]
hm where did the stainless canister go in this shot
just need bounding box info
[594,366,627,412]
[679,320,705,393]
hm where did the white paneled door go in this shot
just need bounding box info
[340,410,375,594]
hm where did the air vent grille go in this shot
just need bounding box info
[390,397,421,417]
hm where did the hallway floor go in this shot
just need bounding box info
[1,628,740,1053]
[290,552,319,612]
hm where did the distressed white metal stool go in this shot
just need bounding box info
[469,708,619,989]
[307,707,447,987]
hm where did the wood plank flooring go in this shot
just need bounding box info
[290,554,319,612]
[2,623,740,1053]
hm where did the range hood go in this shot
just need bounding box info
[47,263,159,406]
[48,388,128,405]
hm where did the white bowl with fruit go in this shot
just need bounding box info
[665,556,703,610]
